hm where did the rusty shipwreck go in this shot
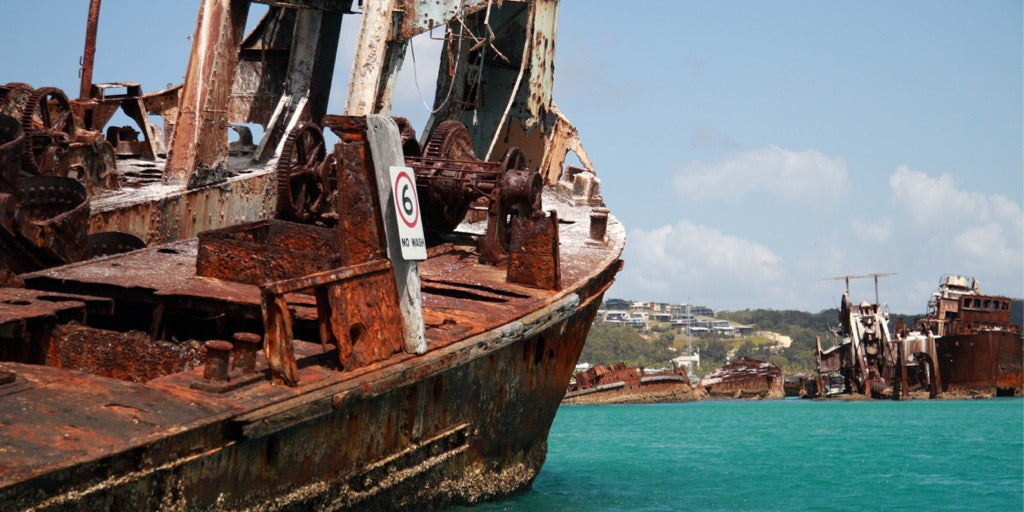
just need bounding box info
[699,357,784,400]
[814,274,1021,399]
[907,275,1022,398]
[563,363,700,405]
[0,0,624,510]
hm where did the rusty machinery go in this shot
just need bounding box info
[0,83,118,192]
[276,117,559,290]
[0,84,144,275]
[204,115,563,385]
[198,116,414,386]
[0,109,90,275]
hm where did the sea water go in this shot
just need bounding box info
[449,398,1024,512]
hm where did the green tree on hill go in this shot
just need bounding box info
[581,322,675,367]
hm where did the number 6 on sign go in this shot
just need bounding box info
[389,166,427,260]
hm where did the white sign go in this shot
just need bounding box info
[389,165,427,260]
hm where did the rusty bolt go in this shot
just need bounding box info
[203,340,234,381]
[589,207,609,241]
[232,332,261,374]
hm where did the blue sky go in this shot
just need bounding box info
[2,1,1021,314]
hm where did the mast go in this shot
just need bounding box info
[829,273,897,305]
[79,0,102,99]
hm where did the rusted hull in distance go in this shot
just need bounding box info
[936,331,1023,397]
[564,362,700,405]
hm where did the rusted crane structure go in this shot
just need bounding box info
[815,273,939,399]
[815,274,1021,399]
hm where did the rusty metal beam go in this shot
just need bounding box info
[344,0,401,116]
[79,0,102,100]
[254,9,333,161]
[254,0,354,10]
[167,0,251,188]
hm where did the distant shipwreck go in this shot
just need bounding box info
[563,362,700,405]
[815,274,1022,400]
[699,357,784,400]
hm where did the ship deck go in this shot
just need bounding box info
[0,191,624,490]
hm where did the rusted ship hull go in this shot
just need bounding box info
[935,331,1023,397]
[562,375,699,405]
[916,276,1023,398]
[700,358,784,400]
[702,378,783,400]
[563,362,700,405]
[0,285,609,510]
[1,0,626,508]
[0,215,623,510]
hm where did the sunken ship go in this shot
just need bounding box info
[563,362,701,405]
[699,357,784,400]
[0,0,624,510]
[815,274,1021,399]
[910,275,1022,397]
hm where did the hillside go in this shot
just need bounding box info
[582,299,1023,376]
[582,308,837,375]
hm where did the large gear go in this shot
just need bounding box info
[20,87,75,174]
[276,122,332,224]
[422,119,476,161]
[417,120,483,232]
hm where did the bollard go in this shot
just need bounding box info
[232,332,261,374]
[589,207,609,241]
[203,340,234,381]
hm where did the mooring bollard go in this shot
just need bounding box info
[203,340,234,381]
[589,207,609,241]
[232,332,261,374]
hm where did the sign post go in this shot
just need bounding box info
[366,115,426,354]
[389,166,427,261]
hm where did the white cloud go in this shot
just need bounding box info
[615,220,785,306]
[674,145,848,203]
[954,223,1020,269]
[851,217,892,243]
[889,165,1022,231]
[888,165,1023,292]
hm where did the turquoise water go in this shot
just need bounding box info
[452,399,1024,512]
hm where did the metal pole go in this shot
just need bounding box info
[686,301,691,371]
[80,0,102,99]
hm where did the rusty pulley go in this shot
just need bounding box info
[410,120,501,232]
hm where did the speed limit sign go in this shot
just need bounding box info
[389,166,427,260]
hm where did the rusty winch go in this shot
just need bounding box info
[275,117,557,283]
